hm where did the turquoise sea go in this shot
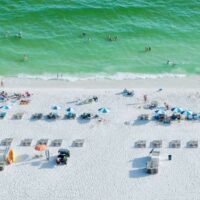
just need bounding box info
[0,0,200,79]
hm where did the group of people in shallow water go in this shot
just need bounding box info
[4,30,177,67]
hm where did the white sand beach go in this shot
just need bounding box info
[1,76,200,200]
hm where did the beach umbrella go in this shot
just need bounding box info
[155,109,165,115]
[98,107,110,113]
[51,105,61,110]
[171,107,184,113]
[0,105,11,110]
[35,144,47,151]
[66,107,75,113]
[181,110,193,116]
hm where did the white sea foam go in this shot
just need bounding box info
[15,72,186,82]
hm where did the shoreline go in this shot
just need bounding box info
[1,75,200,89]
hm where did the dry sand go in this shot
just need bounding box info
[0,76,200,200]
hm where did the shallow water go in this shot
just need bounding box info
[0,0,200,77]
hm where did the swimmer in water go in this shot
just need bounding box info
[167,60,176,66]
[16,31,22,38]
[23,54,28,62]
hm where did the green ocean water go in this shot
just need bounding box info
[0,0,200,78]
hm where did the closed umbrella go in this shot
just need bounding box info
[51,105,61,110]
[66,107,75,113]
[35,144,47,151]
[98,107,110,113]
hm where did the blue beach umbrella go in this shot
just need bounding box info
[171,107,184,113]
[98,107,110,113]
[0,105,11,110]
[155,109,165,115]
[181,110,193,116]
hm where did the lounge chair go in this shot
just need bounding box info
[31,113,43,120]
[79,113,98,120]
[12,113,24,120]
[163,117,171,124]
[135,140,146,148]
[0,161,5,171]
[45,112,60,120]
[187,140,198,148]
[138,114,149,121]
[64,113,76,120]
[51,139,62,147]
[169,140,181,148]
[151,140,162,148]
[146,149,160,174]
[0,112,6,120]
[37,139,48,145]
[72,139,84,147]
[144,101,158,110]
[1,138,13,146]
[20,139,33,146]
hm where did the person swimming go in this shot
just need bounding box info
[16,31,22,38]
[167,60,176,66]
[145,46,151,52]
[23,54,28,61]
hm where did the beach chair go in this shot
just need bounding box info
[64,113,76,120]
[45,112,60,120]
[51,139,63,147]
[169,140,181,148]
[151,140,162,148]
[37,139,48,145]
[138,114,149,121]
[0,161,5,171]
[12,113,24,120]
[146,159,159,174]
[146,149,160,174]
[20,139,33,146]
[144,101,158,110]
[0,112,6,120]
[1,138,13,146]
[135,140,146,148]
[31,113,43,120]
[163,117,171,124]
[187,140,198,148]
[72,139,84,147]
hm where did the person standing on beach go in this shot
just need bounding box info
[1,80,4,87]
[143,94,147,102]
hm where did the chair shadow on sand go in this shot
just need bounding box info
[129,156,150,178]
[132,119,150,126]
[77,117,91,124]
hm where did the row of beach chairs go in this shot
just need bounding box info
[135,140,198,148]
[0,138,84,147]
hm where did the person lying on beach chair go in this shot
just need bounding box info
[79,113,99,120]
[45,112,60,120]
[122,88,134,97]
[77,96,98,105]
[20,99,30,105]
